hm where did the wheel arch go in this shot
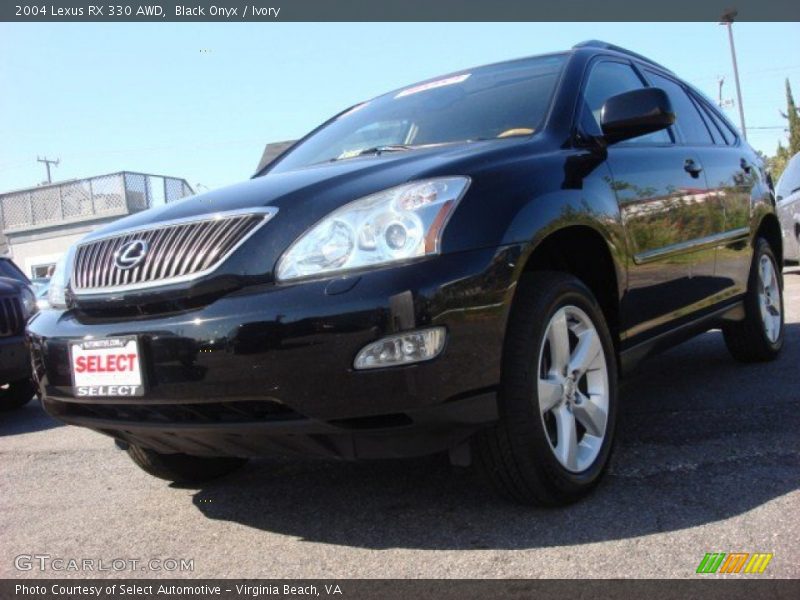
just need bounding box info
[517,223,624,349]
[755,212,783,269]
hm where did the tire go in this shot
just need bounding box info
[723,238,784,362]
[126,444,247,483]
[0,379,35,412]
[475,271,618,506]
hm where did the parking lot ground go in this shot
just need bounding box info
[1,269,799,579]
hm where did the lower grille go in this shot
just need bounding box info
[0,296,24,336]
[46,399,301,424]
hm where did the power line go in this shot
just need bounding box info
[0,137,269,172]
[691,65,800,84]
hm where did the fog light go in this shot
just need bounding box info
[354,327,446,370]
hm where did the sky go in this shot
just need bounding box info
[0,22,798,193]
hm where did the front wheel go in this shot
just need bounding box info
[126,444,248,483]
[723,238,784,362]
[475,271,618,506]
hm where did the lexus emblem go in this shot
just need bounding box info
[114,239,149,270]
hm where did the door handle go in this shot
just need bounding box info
[684,158,703,178]
[740,158,752,174]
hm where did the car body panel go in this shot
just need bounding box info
[0,260,35,386]
[778,189,800,262]
[777,152,800,262]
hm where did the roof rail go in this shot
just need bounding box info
[572,40,673,73]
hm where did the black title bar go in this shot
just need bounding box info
[3,0,800,22]
[3,579,800,600]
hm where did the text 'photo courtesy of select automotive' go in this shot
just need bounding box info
[1,1,799,598]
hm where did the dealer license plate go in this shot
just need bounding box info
[70,337,144,397]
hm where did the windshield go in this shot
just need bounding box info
[269,54,566,173]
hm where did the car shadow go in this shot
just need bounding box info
[189,323,799,549]
[0,398,64,436]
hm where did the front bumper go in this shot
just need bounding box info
[28,246,520,459]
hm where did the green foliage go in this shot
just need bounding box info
[769,143,791,182]
[766,79,800,182]
[785,79,800,156]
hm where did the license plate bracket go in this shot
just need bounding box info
[70,336,145,398]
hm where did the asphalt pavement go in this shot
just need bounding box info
[2,269,799,579]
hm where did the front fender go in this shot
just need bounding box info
[500,155,627,299]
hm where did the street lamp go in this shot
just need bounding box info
[720,10,747,140]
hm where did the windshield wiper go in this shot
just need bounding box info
[355,144,414,156]
[329,145,414,162]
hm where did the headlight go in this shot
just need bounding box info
[276,177,470,281]
[48,246,76,309]
[20,286,37,318]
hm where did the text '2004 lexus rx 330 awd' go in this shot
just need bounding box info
[28,41,784,506]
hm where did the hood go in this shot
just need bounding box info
[0,276,29,295]
[85,138,525,242]
[70,136,542,308]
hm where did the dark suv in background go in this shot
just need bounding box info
[28,41,783,506]
[0,257,36,411]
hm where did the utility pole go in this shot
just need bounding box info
[717,77,734,110]
[720,11,747,140]
[37,156,59,184]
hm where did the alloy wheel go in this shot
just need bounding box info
[757,254,781,343]
[537,305,609,473]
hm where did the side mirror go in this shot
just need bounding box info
[601,88,675,144]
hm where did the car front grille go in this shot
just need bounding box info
[0,295,24,336]
[71,208,277,294]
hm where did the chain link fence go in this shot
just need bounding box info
[0,172,194,233]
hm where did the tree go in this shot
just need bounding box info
[770,143,791,182]
[782,79,800,156]
[768,79,800,182]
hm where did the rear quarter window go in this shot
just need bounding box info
[694,100,730,144]
[692,90,740,146]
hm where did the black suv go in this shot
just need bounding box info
[28,41,783,505]
[0,257,36,411]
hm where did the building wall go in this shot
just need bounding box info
[1,171,194,277]
[5,218,116,278]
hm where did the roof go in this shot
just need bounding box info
[572,40,673,73]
